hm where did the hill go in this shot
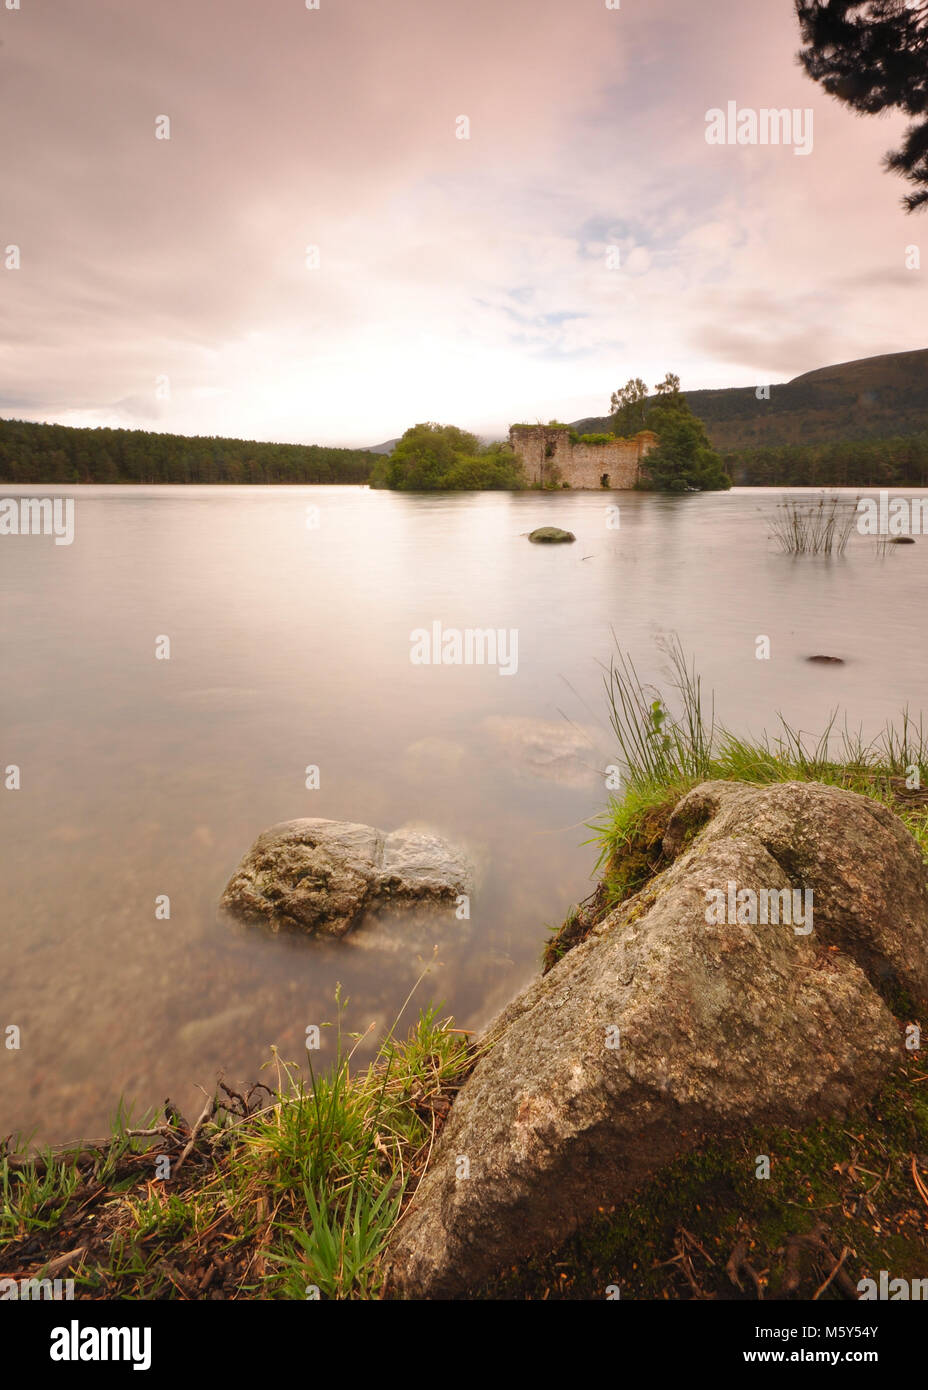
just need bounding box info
[572,347,928,452]
[361,438,401,455]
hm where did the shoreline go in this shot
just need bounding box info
[4,741,926,1300]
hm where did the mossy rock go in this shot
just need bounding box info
[528,526,575,543]
[480,1055,928,1300]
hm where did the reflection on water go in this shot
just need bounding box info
[2,484,926,1142]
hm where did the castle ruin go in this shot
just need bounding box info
[508,424,657,489]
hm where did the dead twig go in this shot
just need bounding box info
[3,1145,110,1174]
[725,1232,765,1298]
[663,1226,716,1299]
[171,1095,216,1180]
[912,1155,928,1210]
[783,1224,859,1300]
[813,1246,850,1301]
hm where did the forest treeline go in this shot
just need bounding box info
[5,415,928,490]
[725,433,928,487]
[0,419,374,485]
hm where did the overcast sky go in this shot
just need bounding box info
[1,0,925,446]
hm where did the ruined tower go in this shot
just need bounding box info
[508,424,657,489]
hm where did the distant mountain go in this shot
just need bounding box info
[361,438,400,454]
[571,348,928,453]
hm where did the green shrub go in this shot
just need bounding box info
[441,454,526,490]
[374,424,526,491]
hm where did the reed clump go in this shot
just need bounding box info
[771,492,859,555]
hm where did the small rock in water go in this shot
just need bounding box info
[220,818,473,938]
[528,527,575,544]
[178,1003,254,1050]
[806,654,844,664]
[404,736,467,779]
[890,536,916,544]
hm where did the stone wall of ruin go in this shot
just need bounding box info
[508,426,656,489]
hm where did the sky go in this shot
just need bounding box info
[1,0,925,447]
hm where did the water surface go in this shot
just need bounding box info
[2,484,926,1142]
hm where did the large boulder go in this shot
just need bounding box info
[220,819,472,938]
[386,780,928,1298]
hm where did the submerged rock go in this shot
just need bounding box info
[386,780,928,1298]
[528,527,575,543]
[480,715,600,789]
[404,736,467,779]
[220,818,472,938]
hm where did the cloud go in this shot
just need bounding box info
[1,0,925,444]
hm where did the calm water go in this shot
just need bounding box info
[2,484,927,1143]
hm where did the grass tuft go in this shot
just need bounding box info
[0,992,478,1300]
[548,639,928,970]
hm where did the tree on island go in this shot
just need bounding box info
[369,422,525,491]
[638,377,732,493]
[607,372,729,490]
[609,372,682,436]
[796,0,928,212]
[609,378,650,435]
[654,371,681,398]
